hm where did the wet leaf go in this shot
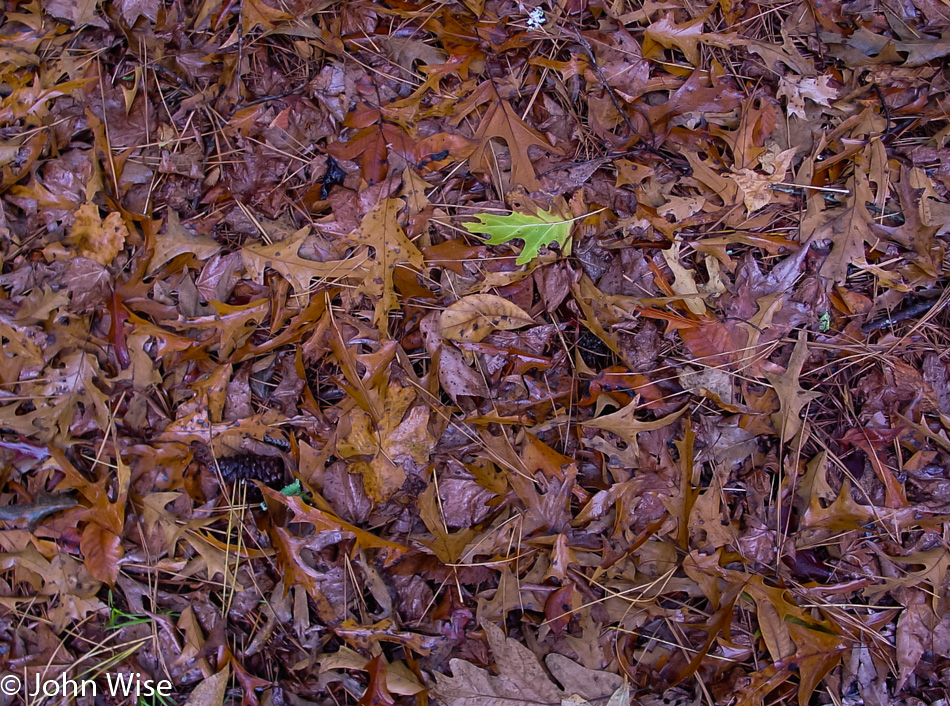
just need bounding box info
[463,209,573,266]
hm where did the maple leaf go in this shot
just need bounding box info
[345,198,424,335]
[469,100,564,191]
[463,209,573,265]
[432,622,627,706]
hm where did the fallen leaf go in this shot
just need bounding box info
[242,227,369,302]
[470,100,564,191]
[69,203,129,265]
[184,665,230,706]
[765,330,819,442]
[432,622,626,706]
[463,208,573,266]
[440,294,534,343]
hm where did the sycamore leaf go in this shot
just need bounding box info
[463,209,572,265]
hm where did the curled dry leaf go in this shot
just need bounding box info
[440,294,534,343]
[68,203,129,265]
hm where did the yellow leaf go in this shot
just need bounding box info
[69,203,128,265]
[346,199,424,335]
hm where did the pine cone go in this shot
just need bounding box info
[216,454,286,487]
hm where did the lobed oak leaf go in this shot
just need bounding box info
[777,76,838,119]
[764,331,819,442]
[345,198,424,335]
[582,400,686,458]
[44,0,108,28]
[644,13,705,65]
[150,210,221,274]
[241,0,292,33]
[242,227,370,303]
[432,621,626,706]
[729,148,798,213]
[114,0,159,24]
[336,381,435,502]
[803,172,875,284]
[463,209,573,265]
[469,100,564,191]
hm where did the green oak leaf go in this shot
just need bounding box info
[463,209,572,265]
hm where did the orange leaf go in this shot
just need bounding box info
[81,523,123,585]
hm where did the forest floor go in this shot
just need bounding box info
[1,0,950,704]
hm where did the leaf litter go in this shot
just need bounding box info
[1,0,950,705]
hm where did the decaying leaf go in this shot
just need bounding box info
[68,203,129,265]
[765,330,820,442]
[469,100,564,191]
[4,1,950,704]
[242,226,369,302]
[433,622,626,706]
[440,294,534,343]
